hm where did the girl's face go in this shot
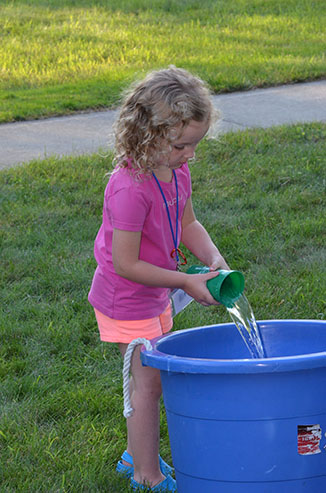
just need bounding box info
[157,119,210,171]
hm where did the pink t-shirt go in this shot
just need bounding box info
[88,163,192,320]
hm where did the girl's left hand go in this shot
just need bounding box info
[208,254,230,272]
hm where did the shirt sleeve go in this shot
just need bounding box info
[106,185,149,232]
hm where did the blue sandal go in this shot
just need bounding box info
[130,473,177,492]
[116,450,174,479]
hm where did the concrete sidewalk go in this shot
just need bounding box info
[1,80,325,170]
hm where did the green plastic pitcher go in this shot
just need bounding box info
[187,265,245,307]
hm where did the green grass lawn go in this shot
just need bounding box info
[1,0,326,122]
[1,123,325,491]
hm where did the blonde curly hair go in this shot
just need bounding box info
[113,66,216,174]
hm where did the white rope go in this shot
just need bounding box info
[123,337,153,418]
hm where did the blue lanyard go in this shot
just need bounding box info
[152,170,180,263]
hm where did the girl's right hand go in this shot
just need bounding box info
[182,271,220,307]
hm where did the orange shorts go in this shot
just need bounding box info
[94,303,173,344]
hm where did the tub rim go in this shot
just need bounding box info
[141,319,326,374]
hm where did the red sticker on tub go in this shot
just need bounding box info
[298,425,322,455]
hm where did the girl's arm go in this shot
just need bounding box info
[181,197,229,271]
[112,228,220,306]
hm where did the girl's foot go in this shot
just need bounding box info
[116,450,174,478]
[130,473,177,492]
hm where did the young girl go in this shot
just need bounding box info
[88,66,229,492]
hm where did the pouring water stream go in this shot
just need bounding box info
[227,293,266,358]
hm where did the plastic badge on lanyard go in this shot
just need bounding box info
[170,288,194,317]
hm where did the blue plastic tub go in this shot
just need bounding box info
[141,320,326,492]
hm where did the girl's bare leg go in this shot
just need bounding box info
[119,343,165,487]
